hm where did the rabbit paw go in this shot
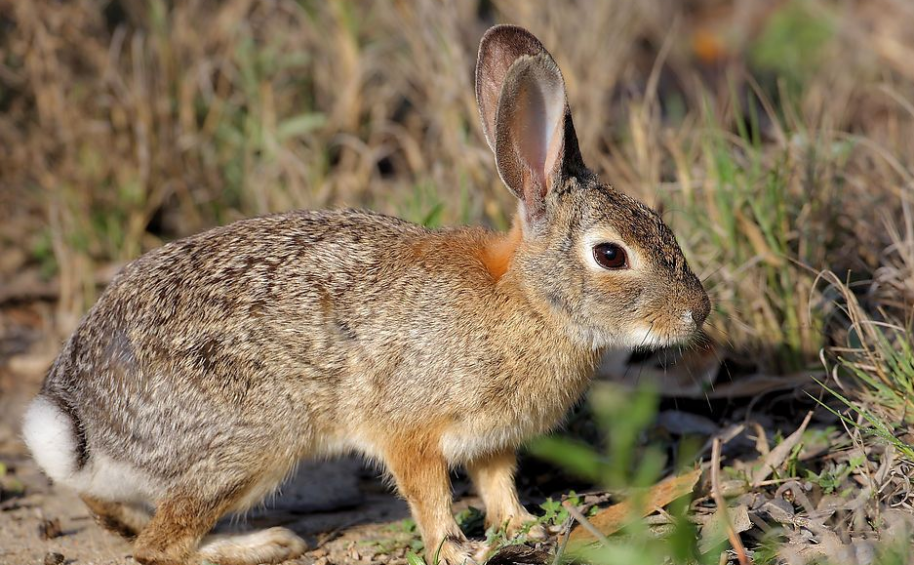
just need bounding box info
[434,538,490,565]
[496,510,547,541]
[197,527,307,565]
[521,522,549,541]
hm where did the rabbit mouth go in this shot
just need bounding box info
[627,322,704,352]
[627,326,675,350]
[567,322,693,352]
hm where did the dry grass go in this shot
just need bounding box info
[2,0,912,360]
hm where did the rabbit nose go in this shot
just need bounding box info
[690,293,711,327]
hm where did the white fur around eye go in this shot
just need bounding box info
[580,233,638,272]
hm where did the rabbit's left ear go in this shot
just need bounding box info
[475,25,584,224]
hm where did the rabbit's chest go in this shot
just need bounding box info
[440,357,595,463]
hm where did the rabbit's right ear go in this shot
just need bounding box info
[475,25,585,226]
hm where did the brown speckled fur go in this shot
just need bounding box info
[24,26,708,565]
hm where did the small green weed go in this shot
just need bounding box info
[805,455,864,495]
[536,492,598,528]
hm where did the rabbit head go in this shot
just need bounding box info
[476,25,710,351]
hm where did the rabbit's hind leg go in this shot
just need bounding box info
[80,494,150,539]
[132,478,306,565]
[131,480,247,565]
[131,490,219,565]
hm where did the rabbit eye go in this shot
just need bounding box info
[593,243,628,270]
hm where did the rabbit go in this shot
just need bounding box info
[22,24,710,565]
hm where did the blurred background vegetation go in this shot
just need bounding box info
[2,0,912,374]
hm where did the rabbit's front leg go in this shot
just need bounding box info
[467,449,545,539]
[385,440,488,565]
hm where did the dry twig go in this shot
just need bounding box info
[711,437,752,565]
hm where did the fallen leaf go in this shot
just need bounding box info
[568,468,701,545]
[751,411,813,486]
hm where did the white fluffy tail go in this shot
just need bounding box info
[22,395,81,484]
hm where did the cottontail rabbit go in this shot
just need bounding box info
[23,25,709,565]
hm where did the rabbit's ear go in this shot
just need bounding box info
[476,25,547,154]
[475,26,584,225]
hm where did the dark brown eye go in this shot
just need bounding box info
[593,243,628,270]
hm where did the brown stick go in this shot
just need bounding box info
[562,500,611,547]
[711,438,751,565]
